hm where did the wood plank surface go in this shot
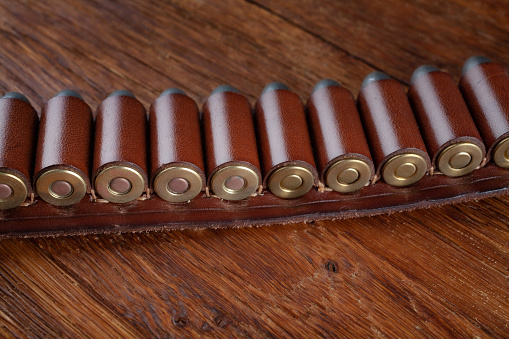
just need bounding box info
[0,0,508,337]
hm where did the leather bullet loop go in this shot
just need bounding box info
[307,79,374,193]
[149,89,205,202]
[0,93,38,209]
[34,90,92,206]
[93,91,148,203]
[408,66,485,177]
[357,72,431,187]
[255,82,318,198]
[459,56,509,168]
[202,85,261,201]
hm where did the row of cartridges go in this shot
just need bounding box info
[0,56,508,209]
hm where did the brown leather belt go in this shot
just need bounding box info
[0,56,508,238]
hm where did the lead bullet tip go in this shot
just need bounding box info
[312,79,340,93]
[361,72,391,89]
[109,90,136,98]
[410,65,439,83]
[210,85,239,95]
[56,89,83,99]
[1,92,30,104]
[160,88,186,96]
[462,56,492,76]
[262,82,289,94]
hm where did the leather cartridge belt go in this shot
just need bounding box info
[0,56,508,238]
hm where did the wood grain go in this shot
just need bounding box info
[0,0,508,337]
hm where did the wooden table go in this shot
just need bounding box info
[0,0,508,337]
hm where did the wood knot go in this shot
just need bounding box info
[325,260,338,273]
[200,322,211,331]
[212,309,229,328]
[172,316,189,327]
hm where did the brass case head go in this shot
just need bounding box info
[382,153,427,187]
[0,171,28,210]
[36,169,87,206]
[492,137,509,168]
[268,165,314,199]
[95,165,145,203]
[210,165,259,201]
[326,159,372,193]
[437,142,483,177]
[154,166,203,202]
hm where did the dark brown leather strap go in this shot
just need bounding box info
[1,164,507,238]
[1,57,509,238]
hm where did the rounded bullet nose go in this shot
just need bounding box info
[210,85,239,96]
[462,56,492,75]
[160,88,186,96]
[1,92,30,104]
[361,71,391,89]
[109,90,136,98]
[55,89,83,99]
[262,82,290,94]
[411,65,440,83]
[312,79,340,93]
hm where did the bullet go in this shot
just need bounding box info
[0,92,38,209]
[358,72,430,186]
[459,56,509,169]
[93,90,148,203]
[202,85,261,201]
[34,90,93,206]
[307,79,374,193]
[409,66,485,177]
[149,88,205,202]
[255,82,318,198]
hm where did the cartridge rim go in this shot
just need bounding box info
[437,142,483,177]
[268,165,314,199]
[0,172,28,210]
[326,159,372,193]
[382,153,427,187]
[210,165,259,201]
[95,165,145,203]
[36,169,87,206]
[154,166,203,202]
[492,137,509,168]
